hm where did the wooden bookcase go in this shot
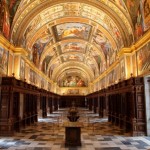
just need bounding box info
[86,77,146,136]
[0,77,60,136]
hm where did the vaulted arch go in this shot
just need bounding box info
[9,0,134,87]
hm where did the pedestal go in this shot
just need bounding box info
[64,122,83,147]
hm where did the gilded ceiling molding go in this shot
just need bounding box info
[52,62,94,81]
[8,0,136,90]
[54,68,91,86]
[91,31,150,84]
[15,14,118,50]
[29,17,117,50]
[134,30,150,51]
[57,68,89,85]
[12,0,132,34]
[40,39,106,64]
[0,34,15,51]
[11,0,133,47]
[57,69,87,80]
[0,35,28,57]
[92,58,120,84]
[117,30,150,57]
[53,63,95,80]
[14,47,29,56]
[45,52,100,78]
[25,17,117,55]
[24,56,54,84]
[25,17,117,50]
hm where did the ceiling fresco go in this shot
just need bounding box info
[53,22,92,41]
[60,42,87,53]
[8,0,137,87]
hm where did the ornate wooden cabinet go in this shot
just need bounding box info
[107,77,146,136]
[86,77,146,136]
[0,77,39,135]
[0,77,60,136]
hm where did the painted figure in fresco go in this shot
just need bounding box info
[62,42,85,52]
[143,0,150,31]
[20,59,25,79]
[3,8,10,39]
[125,0,140,26]
[120,59,125,79]
[9,0,20,24]
[68,54,82,61]
[56,23,91,41]
[134,9,143,40]
[32,36,50,66]
[32,45,39,66]
[93,30,111,58]
[61,26,87,39]
[137,51,144,71]
[62,76,86,87]
[0,47,8,73]
[77,79,85,87]
[2,50,8,67]
[69,76,77,87]
[0,2,3,32]
[137,42,150,73]
[144,0,150,18]
[42,56,52,74]
[63,79,69,87]
[0,0,10,40]
[94,55,101,69]
[0,1,4,32]
[108,21,123,49]
[23,16,42,47]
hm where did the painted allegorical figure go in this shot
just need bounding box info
[9,0,20,24]
[0,0,20,40]
[0,46,8,74]
[32,36,51,67]
[62,76,86,87]
[0,0,10,40]
[143,0,150,31]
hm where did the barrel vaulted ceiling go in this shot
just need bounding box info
[10,0,134,87]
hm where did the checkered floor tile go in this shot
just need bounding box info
[0,108,150,150]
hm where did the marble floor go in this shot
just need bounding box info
[1,108,150,150]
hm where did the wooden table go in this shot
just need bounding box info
[63,122,83,147]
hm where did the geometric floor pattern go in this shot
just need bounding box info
[0,108,150,150]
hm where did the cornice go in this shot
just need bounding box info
[24,57,54,84]
[0,34,15,51]
[14,47,29,56]
[134,30,150,51]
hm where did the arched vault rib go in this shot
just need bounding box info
[12,0,132,35]
[11,0,133,48]
[46,52,100,76]
[40,39,106,66]
[9,0,135,89]
[52,62,94,82]
[27,17,118,56]
[57,69,87,81]
[55,68,90,86]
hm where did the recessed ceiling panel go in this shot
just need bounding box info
[53,22,92,41]
[60,42,86,53]
[8,0,136,88]
[62,53,84,62]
